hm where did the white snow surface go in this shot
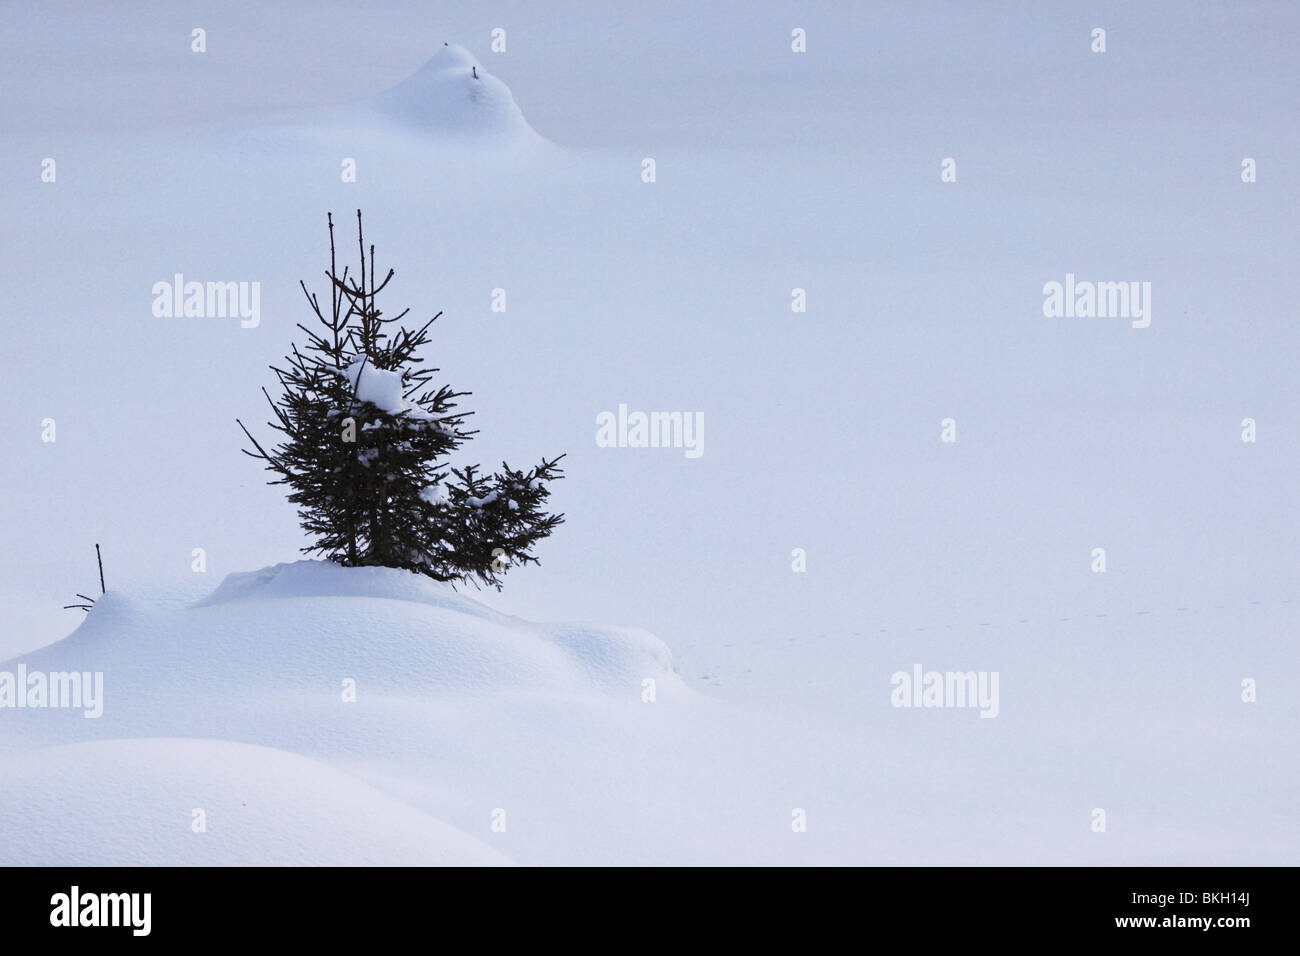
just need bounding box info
[0,738,513,866]
[2,561,1294,865]
[0,562,802,865]
[2,5,1297,865]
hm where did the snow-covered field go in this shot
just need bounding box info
[1,1,1297,864]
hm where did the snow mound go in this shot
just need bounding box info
[0,738,513,866]
[196,558,506,614]
[0,562,677,741]
[0,562,811,865]
[366,44,541,142]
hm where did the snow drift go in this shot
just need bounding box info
[2,561,1292,865]
[0,560,679,747]
[0,738,513,866]
[364,44,542,142]
[0,562,809,866]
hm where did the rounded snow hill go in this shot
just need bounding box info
[0,562,829,865]
[0,737,513,866]
[0,561,680,752]
[365,44,542,143]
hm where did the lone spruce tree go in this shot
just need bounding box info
[238,211,564,589]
